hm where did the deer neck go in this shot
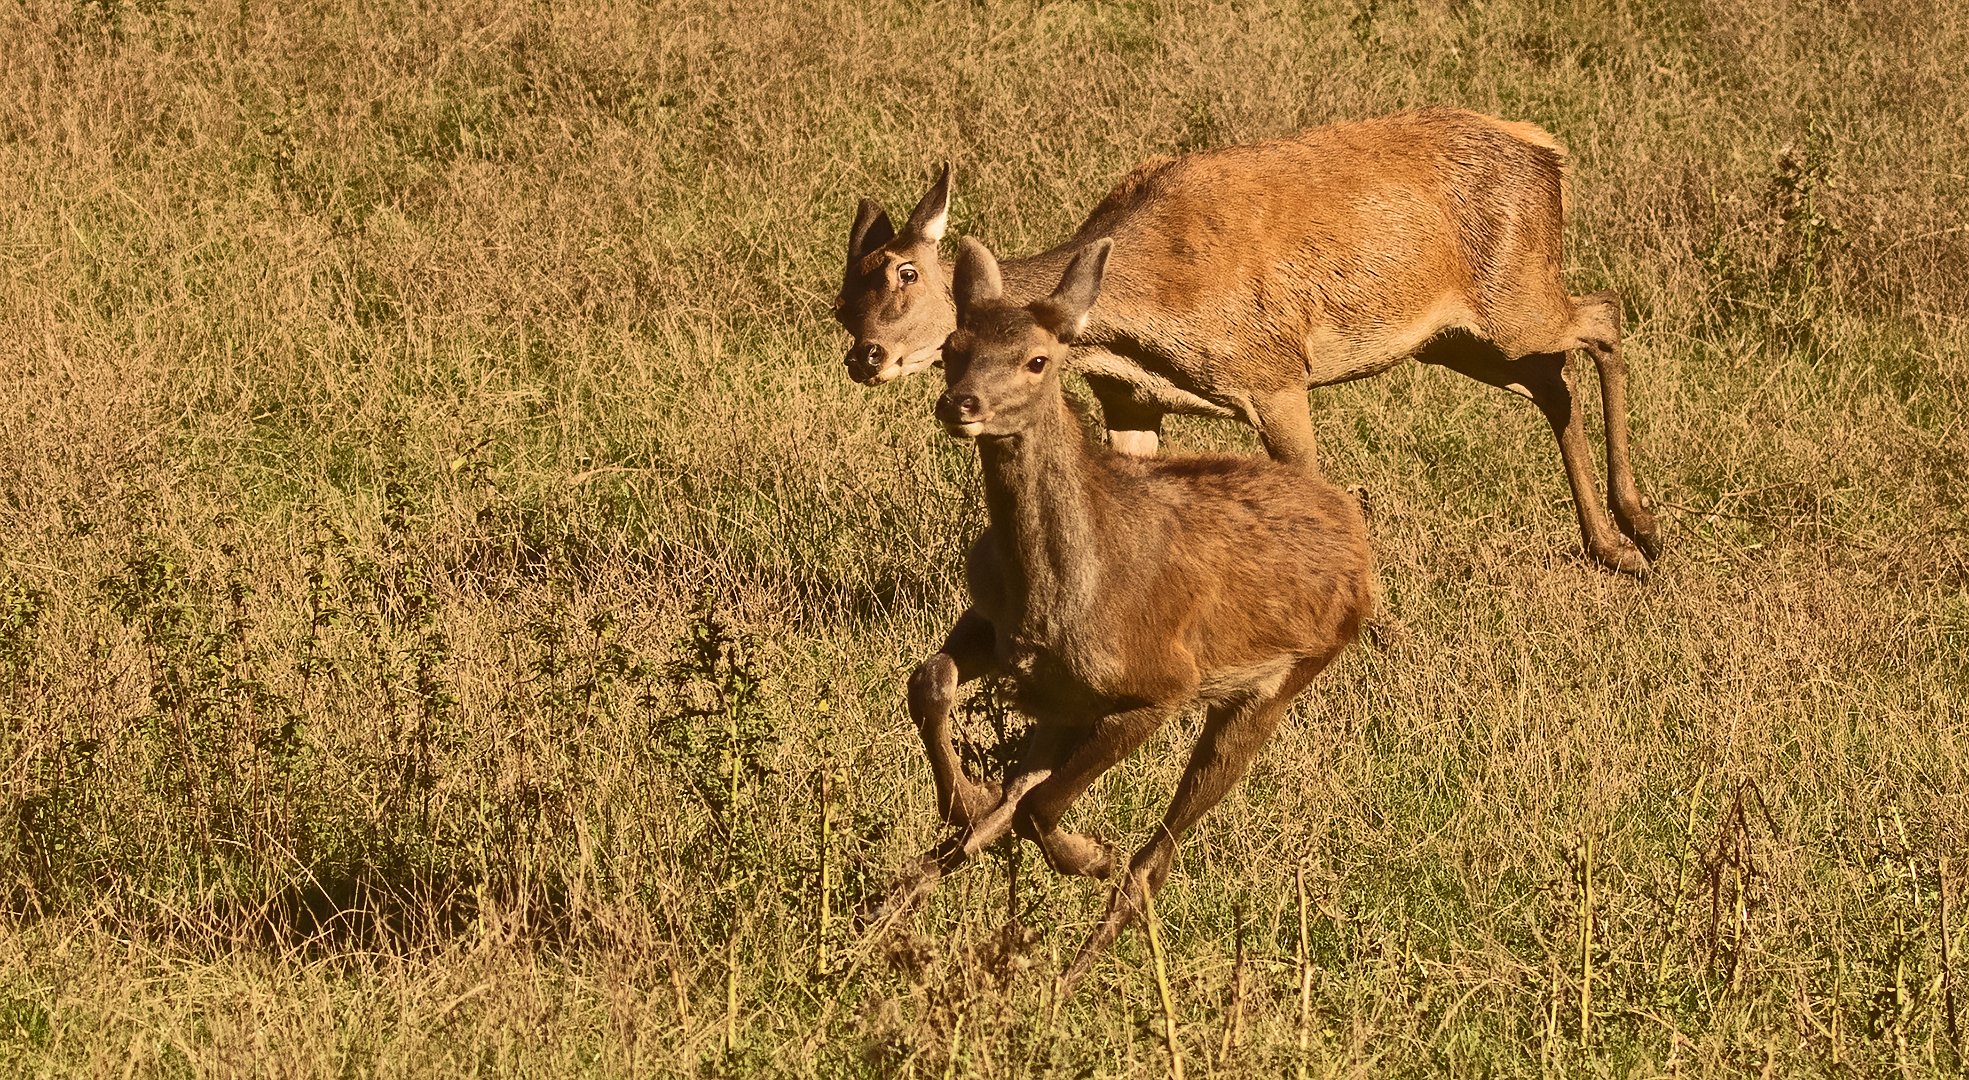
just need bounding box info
[975,397,1103,637]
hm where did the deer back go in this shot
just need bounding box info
[1070,107,1575,394]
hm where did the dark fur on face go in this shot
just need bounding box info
[936,238,1110,439]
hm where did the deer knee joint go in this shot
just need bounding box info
[1129,844,1176,893]
[907,653,958,722]
[1011,803,1051,845]
[1579,289,1623,334]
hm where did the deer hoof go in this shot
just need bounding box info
[1588,537,1652,579]
[1619,508,1662,563]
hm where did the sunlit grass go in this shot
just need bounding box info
[1,0,1965,1074]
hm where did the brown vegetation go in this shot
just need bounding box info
[0,0,1964,1074]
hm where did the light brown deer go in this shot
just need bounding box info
[834,107,1658,574]
[873,235,1374,994]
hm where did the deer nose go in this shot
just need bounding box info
[844,342,886,382]
[935,392,982,424]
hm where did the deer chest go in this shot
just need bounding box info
[995,629,1126,714]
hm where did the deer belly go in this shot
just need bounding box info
[1072,350,1238,419]
[1303,299,1480,387]
[1304,345,1408,387]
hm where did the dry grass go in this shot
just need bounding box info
[1,0,1966,1074]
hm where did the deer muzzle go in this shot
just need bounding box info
[934,391,986,437]
[844,341,887,384]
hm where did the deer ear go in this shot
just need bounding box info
[902,161,951,243]
[953,236,1003,326]
[1034,238,1111,343]
[847,199,896,276]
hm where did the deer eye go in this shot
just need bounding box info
[1025,355,1048,374]
[897,263,919,286]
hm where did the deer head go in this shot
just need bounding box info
[936,236,1112,439]
[833,163,955,385]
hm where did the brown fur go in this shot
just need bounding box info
[872,238,1374,995]
[835,107,1660,574]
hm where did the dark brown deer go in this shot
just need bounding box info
[834,107,1658,575]
[874,235,1374,994]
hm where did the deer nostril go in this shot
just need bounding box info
[846,342,886,368]
[935,392,979,424]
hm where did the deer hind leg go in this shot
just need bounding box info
[1058,653,1337,995]
[1522,351,1652,576]
[1424,333,1649,576]
[1571,290,1660,561]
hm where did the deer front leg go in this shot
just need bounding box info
[1012,702,1184,882]
[863,721,1078,930]
[1251,387,1320,472]
[1087,376,1164,457]
[863,768,1053,930]
[907,609,1004,830]
[861,611,1012,930]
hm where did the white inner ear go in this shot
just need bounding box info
[1062,313,1090,341]
[919,207,948,243]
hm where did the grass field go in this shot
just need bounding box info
[2,0,1966,1074]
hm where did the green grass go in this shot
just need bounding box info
[2,0,1967,1074]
